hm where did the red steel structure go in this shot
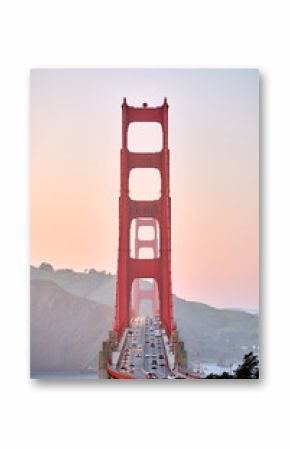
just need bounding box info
[131,218,159,317]
[114,98,174,339]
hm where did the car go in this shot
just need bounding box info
[146,372,158,379]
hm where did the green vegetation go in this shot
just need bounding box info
[206,352,259,379]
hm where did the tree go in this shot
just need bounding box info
[206,371,233,379]
[39,262,54,272]
[235,352,259,379]
[206,352,259,379]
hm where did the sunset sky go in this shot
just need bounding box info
[30,69,259,310]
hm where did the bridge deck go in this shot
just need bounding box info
[107,317,201,379]
[115,317,170,379]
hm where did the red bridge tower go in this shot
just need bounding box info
[114,98,174,339]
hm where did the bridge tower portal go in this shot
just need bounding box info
[131,217,159,317]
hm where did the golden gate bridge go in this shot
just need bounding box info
[99,98,200,379]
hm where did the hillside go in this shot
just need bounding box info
[31,264,115,307]
[173,297,258,366]
[31,263,259,371]
[30,279,113,374]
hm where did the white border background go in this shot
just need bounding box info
[0,1,289,448]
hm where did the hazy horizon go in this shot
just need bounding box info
[30,69,259,310]
[31,261,259,313]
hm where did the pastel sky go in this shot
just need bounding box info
[30,69,259,310]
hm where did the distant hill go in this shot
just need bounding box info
[31,264,115,307]
[224,307,259,315]
[173,297,258,367]
[30,279,113,374]
[30,263,259,372]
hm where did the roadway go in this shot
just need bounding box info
[117,316,171,379]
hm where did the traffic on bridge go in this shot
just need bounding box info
[118,317,171,379]
[107,316,191,379]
